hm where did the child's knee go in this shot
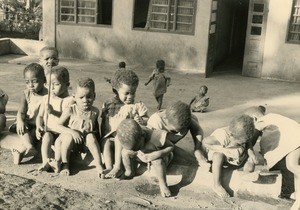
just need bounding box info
[212,152,225,161]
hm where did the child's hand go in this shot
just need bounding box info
[71,130,83,144]
[16,120,25,136]
[36,126,44,140]
[248,149,259,164]
[134,115,143,125]
[137,151,150,163]
[46,104,54,115]
[144,82,148,86]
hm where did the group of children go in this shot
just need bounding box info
[0,46,299,209]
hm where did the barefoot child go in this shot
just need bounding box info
[35,66,73,171]
[190,85,209,112]
[145,59,171,110]
[0,88,8,132]
[10,63,48,164]
[39,46,59,75]
[147,101,209,169]
[49,77,104,177]
[203,114,258,198]
[101,69,148,178]
[117,119,174,197]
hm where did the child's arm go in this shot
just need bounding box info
[16,94,28,135]
[145,71,155,86]
[137,139,174,163]
[189,96,196,106]
[36,100,46,140]
[55,107,83,144]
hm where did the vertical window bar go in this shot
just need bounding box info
[172,0,178,31]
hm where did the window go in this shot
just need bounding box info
[288,0,300,43]
[133,0,197,34]
[59,0,112,25]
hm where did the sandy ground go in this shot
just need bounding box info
[0,56,299,209]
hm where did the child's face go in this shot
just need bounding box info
[117,83,137,105]
[166,121,188,136]
[199,87,207,95]
[47,74,69,97]
[40,50,59,70]
[73,86,95,111]
[24,71,45,93]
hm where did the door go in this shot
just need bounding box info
[242,0,269,78]
[205,0,218,77]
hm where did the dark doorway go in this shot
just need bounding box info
[213,0,249,74]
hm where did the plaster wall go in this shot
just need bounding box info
[50,0,211,73]
[262,0,300,82]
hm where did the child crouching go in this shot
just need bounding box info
[116,119,174,198]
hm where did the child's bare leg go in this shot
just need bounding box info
[59,133,73,176]
[156,95,163,110]
[85,133,105,178]
[20,132,37,156]
[106,137,123,178]
[151,158,171,197]
[212,152,230,198]
[286,147,300,210]
[11,145,26,165]
[120,149,135,179]
[195,148,211,170]
[39,132,54,171]
[103,138,114,171]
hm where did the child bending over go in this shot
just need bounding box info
[190,85,209,112]
[203,114,258,198]
[0,88,8,132]
[147,101,209,169]
[39,46,59,75]
[36,66,73,172]
[101,69,148,178]
[145,60,171,110]
[49,77,104,177]
[117,119,174,197]
[10,63,48,164]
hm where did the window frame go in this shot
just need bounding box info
[287,0,300,44]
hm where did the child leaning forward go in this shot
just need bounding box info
[117,119,174,198]
[49,77,105,178]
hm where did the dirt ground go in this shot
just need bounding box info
[0,57,299,209]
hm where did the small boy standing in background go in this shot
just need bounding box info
[190,85,209,112]
[117,119,174,198]
[39,46,59,75]
[0,88,8,132]
[145,60,171,110]
[203,114,258,198]
[104,61,126,84]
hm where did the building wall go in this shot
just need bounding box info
[44,0,211,73]
[262,0,300,81]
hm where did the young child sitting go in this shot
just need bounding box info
[101,69,148,178]
[117,119,174,197]
[147,101,209,169]
[35,66,73,172]
[190,85,209,112]
[0,88,8,132]
[49,77,104,178]
[203,114,257,198]
[10,63,48,164]
[39,46,59,75]
[145,60,171,110]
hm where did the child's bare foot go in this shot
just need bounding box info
[48,159,61,173]
[160,185,171,198]
[24,147,38,157]
[12,148,24,165]
[38,162,52,172]
[213,185,230,198]
[105,168,123,179]
[60,162,70,176]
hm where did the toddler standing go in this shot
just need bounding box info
[145,60,171,110]
[36,66,73,172]
[101,69,148,178]
[49,77,104,177]
[10,63,48,164]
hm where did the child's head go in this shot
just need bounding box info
[229,114,255,145]
[47,66,70,97]
[243,105,266,122]
[165,101,191,133]
[39,46,59,70]
[73,77,95,111]
[111,70,139,105]
[118,61,126,69]
[199,85,208,95]
[156,60,165,71]
[23,63,46,93]
[117,119,143,151]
